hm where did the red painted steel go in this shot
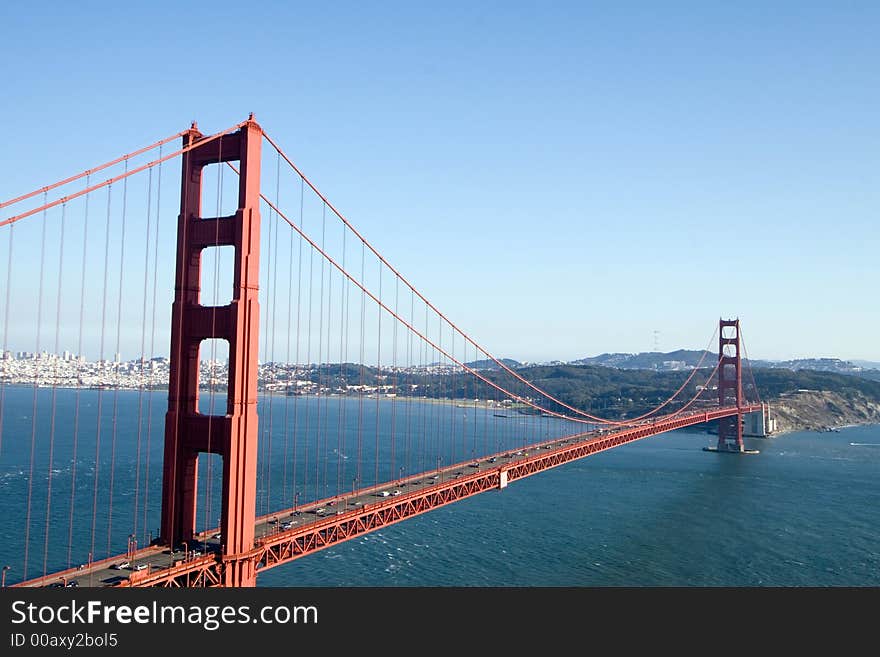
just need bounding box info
[0,130,187,210]
[717,318,744,451]
[160,117,262,587]
[262,130,682,426]
[1,121,249,228]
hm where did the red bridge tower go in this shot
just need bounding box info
[716,318,744,452]
[160,117,262,586]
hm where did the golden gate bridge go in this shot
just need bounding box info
[0,116,765,587]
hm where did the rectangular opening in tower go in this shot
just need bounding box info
[200,162,241,221]
[721,324,738,340]
[198,337,230,415]
[200,245,235,307]
[195,452,224,535]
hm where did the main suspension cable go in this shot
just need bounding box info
[260,130,723,426]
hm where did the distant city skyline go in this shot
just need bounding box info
[2,2,878,362]
[3,345,878,371]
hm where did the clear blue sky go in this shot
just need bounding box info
[2,1,878,362]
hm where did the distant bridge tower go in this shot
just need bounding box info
[160,117,262,586]
[716,318,744,452]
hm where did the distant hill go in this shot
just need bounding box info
[464,357,521,370]
[569,351,880,382]
[256,357,880,432]
[570,350,710,370]
[461,362,880,431]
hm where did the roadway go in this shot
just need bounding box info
[17,404,760,587]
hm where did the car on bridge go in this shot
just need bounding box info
[113,561,130,570]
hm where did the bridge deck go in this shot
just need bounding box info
[14,404,761,588]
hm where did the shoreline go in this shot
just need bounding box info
[764,422,879,438]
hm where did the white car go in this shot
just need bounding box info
[133,564,148,571]
[113,561,130,570]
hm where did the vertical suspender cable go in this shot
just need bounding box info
[336,227,348,500]
[357,240,366,496]
[263,157,277,517]
[457,332,463,463]
[739,327,762,404]
[67,176,90,568]
[91,183,113,564]
[273,185,284,507]
[292,177,304,509]
[303,213,314,502]
[24,193,49,582]
[374,260,382,490]
[0,222,13,459]
[266,166,280,516]
[133,167,153,543]
[280,153,293,508]
[315,204,326,500]
[492,352,499,453]
[463,335,470,461]
[419,301,425,477]
[391,276,399,484]
[405,288,414,485]
[436,315,443,473]
[42,201,67,579]
[143,150,163,545]
[450,329,457,466]
[421,302,428,478]
[429,307,435,473]
[472,341,478,462]
[322,208,333,499]
[107,160,129,556]
[481,348,488,458]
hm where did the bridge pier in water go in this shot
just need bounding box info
[160,117,262,586]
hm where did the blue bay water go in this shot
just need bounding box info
[259,424,880,586]
[0,385,877,586]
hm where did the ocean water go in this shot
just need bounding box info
[0,385,877,586]
[258,424,880,587]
